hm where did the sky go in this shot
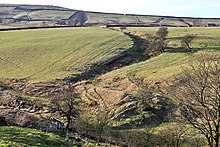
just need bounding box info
[0,0,220,18]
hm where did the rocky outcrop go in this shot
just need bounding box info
[111,93,173,128]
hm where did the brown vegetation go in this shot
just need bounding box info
[171,53,220,147]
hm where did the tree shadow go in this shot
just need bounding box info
[165,47,189,53]
[205,47,220,51]
[165,46,220,53]
[167,35,220,52]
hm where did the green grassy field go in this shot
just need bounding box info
[100,27,220,81]
[0,27,132,82]
[0,27,219,83]
[0,126,71,147]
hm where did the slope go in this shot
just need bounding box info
[100,27,220,82]
[0,27,132,82]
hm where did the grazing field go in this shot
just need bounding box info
[0,126,71,147]
[101,27,220,81]
[0,27,219,83]
[0,27,132,82]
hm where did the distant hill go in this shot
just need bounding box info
[0,4,220,29]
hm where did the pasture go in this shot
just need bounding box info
[0,27,132,82]
[101,27,220,81]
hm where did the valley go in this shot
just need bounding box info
[0,3,220,147]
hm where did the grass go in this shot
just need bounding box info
[0,26,219,146]
[100,27,220,81]
[0,126,71,147]
[101,52,191,81]
[0,27,132,82]
[0,27,219,83]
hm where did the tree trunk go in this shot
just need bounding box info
[214,100,220,147]
[214,138,219,147]
[186,43,192,52]
[66,117,71,130]
[215,121,220,147]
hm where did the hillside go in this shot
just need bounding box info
[0,4,220,29]
[0,26,219,146]
[77,27,220,127]
[0,6,220,145]
[0,27,219,118]
[101,27,220,81]
[0,27,132,82]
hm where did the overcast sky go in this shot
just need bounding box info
[1,0,220,18]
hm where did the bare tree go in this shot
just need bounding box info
[145,27,169,55]
[141,34,166,56]
[172,53,220,147]
[159,123,188,147]
[156,27,169,40]
[74,113,93,136]
[94,108,111,139]
[52,85,81,130]
[180,35,195,52]
[122,127,154,147]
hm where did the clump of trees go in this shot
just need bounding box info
[172,52,220,147]
[141,27,169,56]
